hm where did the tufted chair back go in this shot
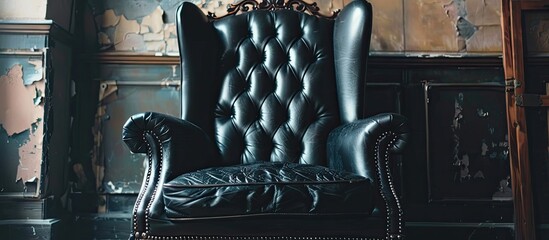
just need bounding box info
[177,0,372,167]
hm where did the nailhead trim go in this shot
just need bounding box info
[134,131,404,240]
[374,131,403,240]
[146,131,163,234]
[133,131,153,236]
[134,130,163,239]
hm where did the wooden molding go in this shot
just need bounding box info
[0,20,73,45]
[368,55,503,68]
[81,53,180,65]
[0,20,54,34]
[82,52,507,67]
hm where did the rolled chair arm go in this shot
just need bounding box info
[327,112,409,239]
[122,112,219,239]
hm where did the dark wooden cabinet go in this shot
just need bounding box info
[366,57,515,239]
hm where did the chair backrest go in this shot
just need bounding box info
[177,0,372,166]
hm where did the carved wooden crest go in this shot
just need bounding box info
[208,0,340,19]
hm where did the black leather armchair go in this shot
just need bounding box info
[122,0,409,239]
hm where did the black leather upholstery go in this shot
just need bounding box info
[163,162,374,218]
[122,0,410,239]
[213,11,339,166]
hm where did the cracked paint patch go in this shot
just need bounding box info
[444,0,476,52]
[26,59,44,84]
[443,0,501,52]
[17,122,43,187]
[97,5,172,53]
[0,64,45,185]
[404,0,501,53]
[141,6,164,34]
[455,16,477,40]
[0,64,45,136]
[114,15,140,45]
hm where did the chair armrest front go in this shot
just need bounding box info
[122,112,219,238]
[122,112,219,177]
[327,113,409,178]
[327,112,409,239]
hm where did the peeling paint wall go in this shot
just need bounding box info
[404,0,501,54]
[444,0,501,52]
[0,0,47,19]
[0,60,45,195]
[89,0,502,55]
[90,0,344,53]
[81,65,181,196]
[93,1,178,54]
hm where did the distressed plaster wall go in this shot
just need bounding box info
[404,0,501,54]
[0,1,75,218]
[0,59,46,195]
[89,0,502,55]
[376,0,502,54]
[91,0,343,53]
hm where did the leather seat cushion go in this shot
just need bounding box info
[163,162,375,219]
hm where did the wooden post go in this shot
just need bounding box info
[500,1,537,239]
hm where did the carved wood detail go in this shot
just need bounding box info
[208,0,340,19]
